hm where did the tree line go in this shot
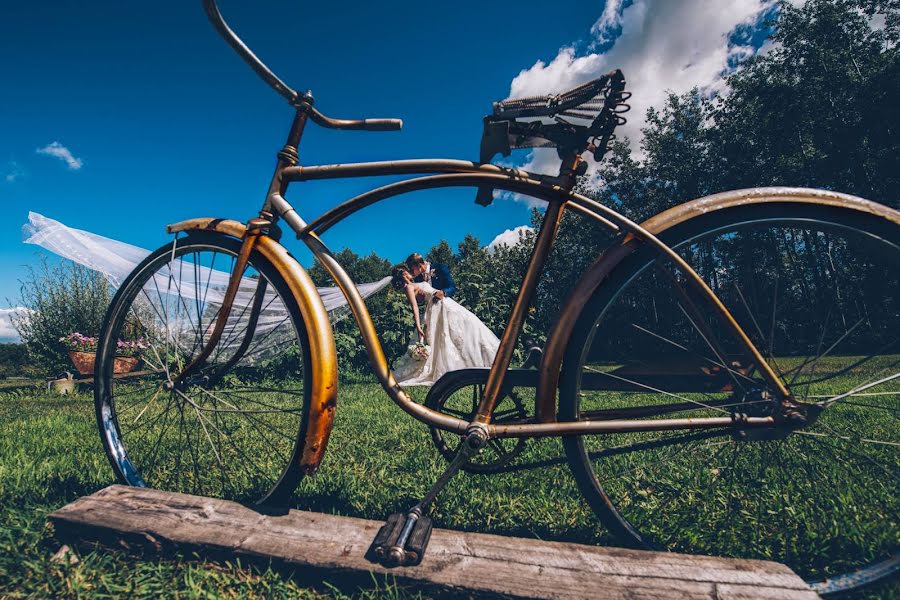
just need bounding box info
[312,0,899,372]
[11,0,898,376]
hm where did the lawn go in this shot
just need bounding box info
[0,372,896,598]
[0,380,595,598]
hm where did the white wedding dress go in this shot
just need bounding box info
[393,282,500,386]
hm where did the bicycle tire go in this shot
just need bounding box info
[559,202,900,595]
[95,232,313,506]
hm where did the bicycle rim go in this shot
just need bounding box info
[560,203,900,594]
[95,233,312,505]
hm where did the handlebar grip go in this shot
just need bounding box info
[362,119,403,131]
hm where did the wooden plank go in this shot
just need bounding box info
[49,485,819,599]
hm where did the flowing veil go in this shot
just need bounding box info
[22,212,392,348]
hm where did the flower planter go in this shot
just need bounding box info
[68,351,140,376]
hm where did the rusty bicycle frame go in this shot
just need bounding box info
[171,0,827,455]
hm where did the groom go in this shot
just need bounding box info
[405,253,456,303]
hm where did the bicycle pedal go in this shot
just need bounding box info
[404,513,433,564]
[367,512,433,567]
[368,512,405,561]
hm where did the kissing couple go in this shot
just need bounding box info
[391,253,499,386]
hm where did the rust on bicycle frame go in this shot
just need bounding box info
[166,217,340,473]
[283,159,539,185]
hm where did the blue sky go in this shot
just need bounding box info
[1,0,778,340]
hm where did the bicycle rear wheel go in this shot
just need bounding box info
[95,232,313,505]
[560,202,900,594]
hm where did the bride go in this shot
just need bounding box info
[390,265,500,386]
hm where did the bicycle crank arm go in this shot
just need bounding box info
[369,426,488,567]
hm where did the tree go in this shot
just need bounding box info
[712,0,899,204]
[0,344,33,379]
[453,234,491,312]
[426,240,456,270]
[307,248,391,287]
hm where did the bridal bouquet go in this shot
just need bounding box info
[408,341,430,361]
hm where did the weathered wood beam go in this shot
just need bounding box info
[48,485,819,599]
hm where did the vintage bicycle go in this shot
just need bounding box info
[93,1,899,594]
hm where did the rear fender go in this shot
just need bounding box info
[536,187,900,422]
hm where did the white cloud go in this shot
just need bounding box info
[505,0,776,185]
[492,149,566,208]
[36,141,83,170]
[0,308,29,343]
[3,161,25,183]
[487,225,534,253]
[592,0,626,45]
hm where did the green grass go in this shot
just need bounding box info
[1,369,897,598]
[0,381,595,598]
[574,354,899,597]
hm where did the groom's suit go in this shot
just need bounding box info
[416,262,456,298]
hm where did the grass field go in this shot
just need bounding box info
[0,379,596,598]
[0,373,897,598]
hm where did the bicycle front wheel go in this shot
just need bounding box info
[560,202,900,594]
[95,232,313,505]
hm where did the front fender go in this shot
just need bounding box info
[536,187,900,422]
[167,217,338,474]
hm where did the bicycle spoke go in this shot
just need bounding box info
[820,370,900,407]
[583,366,730,415]
[569,210,900,588]
[139,391,179,476]
[676,303,747,393]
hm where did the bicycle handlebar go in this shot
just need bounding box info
[308,108,403,131]
[202,0,298,103]
[202,0,402,131]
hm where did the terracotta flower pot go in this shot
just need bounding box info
[68,351,140,376]
[113,356,141,374]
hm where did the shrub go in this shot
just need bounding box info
[0,343,35,379]
[12,259,112,375]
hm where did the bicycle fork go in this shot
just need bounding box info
[169,217,271,388]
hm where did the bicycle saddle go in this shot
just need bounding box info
[475,69,630,205]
